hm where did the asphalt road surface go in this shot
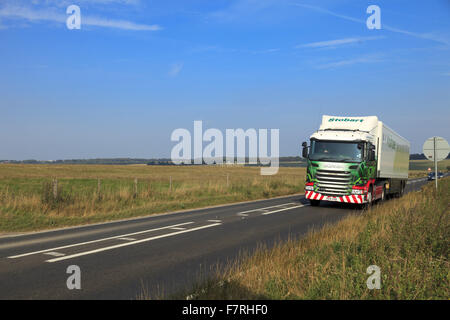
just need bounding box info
[0,177,435,299]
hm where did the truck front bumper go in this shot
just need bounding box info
[305,191,366,204]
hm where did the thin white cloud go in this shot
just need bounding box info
[382,25,450,46]
[0,4,161,31]
[0,5,65,23]
[292,3,450,46]
[316,54,384,69]
[30,0,141,7]
[188,45,279,55]
[83,16,161,31]
[168,62,183,77]
[252,48,280,54]
[297,36,384,49]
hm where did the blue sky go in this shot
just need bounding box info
[0,0,449,160]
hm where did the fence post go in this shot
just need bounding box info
[97,178,101,194]
[170,176,172,192]
[134,178,138,198]
[53,178,58,199]
[227,173,229,187]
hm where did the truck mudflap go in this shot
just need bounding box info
[305,191,366,204]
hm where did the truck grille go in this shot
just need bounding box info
[316,169,352,196]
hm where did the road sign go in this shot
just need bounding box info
[423,136,450,190]
[423,136,450,161]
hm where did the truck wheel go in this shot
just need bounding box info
[364,186,374,209]
[398,181,405,198]
[310,200,320,206]
[380,185,386,202]
[394,181,405,198]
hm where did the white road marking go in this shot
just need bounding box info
[237,213,249,217]
[207,220,222,223]
[43,252,65,257]
[7,221,194,259]
[407,178,428,185]
[45,223,222,263]
[237,202,298,214]
[261,204,307,215]
[117,237,136,241]
[169,227,187,230]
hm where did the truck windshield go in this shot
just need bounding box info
[309,140,363,162]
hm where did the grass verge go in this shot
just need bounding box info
[173,178,449,300]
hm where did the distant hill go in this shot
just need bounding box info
[410,153,427,160]
[1,154,448,165]
[0,156,305,166]
[0,158,170,165]
[410,153,450,160]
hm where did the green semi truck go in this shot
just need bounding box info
[302,115,410,207]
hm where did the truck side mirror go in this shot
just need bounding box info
[302,142,308,158]
[369,146,376,161]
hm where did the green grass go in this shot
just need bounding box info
[0,164,305,232]
[172,177,450,300]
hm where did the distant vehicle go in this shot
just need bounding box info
[428,172,444,180]
[302,115,410,207]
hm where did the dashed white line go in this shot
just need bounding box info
[43,252,65,257]
[7,221,194,259]
[261,204,307,215]
[237,202,298,214]
[45,223,222,263]
[237,213,249,217]
[236,202,307,216]
[117,237,137,241]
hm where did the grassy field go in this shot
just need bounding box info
[409,159,450,171]
[407,159,449,179]
[0,164,305,232]
[173,177,449,300]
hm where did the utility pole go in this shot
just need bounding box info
[423,136,449,192]
[434,137,438,191]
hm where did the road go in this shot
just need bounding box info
[0,177,433,299]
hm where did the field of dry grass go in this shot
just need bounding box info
[175,177,449,300]
[407,158,449,178]
[0,164,305,232]
[408,170,429,179]
[409,159,450,171]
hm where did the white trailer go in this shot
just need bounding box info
[376,122,410,180]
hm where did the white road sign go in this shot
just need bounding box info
[423,137,450,162]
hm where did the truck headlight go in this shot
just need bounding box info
[305,185,314,191]
[351,189,364,195]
